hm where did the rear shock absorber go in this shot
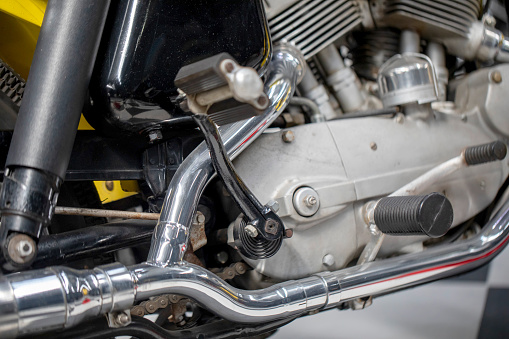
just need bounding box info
[0,0,111,268]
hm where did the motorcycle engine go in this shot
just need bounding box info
[224,0,509,281]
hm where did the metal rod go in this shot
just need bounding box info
[55,207,159,220]
[147,44,305,266]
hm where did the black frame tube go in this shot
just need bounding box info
[31,219,155,268]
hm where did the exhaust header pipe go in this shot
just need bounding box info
[1,198,509,337]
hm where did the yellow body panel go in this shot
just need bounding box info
[0,0,46,79]
[94,181,139,204]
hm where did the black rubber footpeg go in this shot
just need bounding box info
[374,192,453,238]
[464,141,507,166]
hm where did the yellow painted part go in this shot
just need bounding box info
[94,181,139,204]
[0,0,45,79]
[78,115,95,130]
[0,0,46,27]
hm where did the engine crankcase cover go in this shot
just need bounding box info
[232,113,508,280]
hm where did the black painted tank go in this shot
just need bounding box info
[85,0,271,137]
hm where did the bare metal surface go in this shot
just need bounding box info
[54,207,159,220]
[267,0,362,58]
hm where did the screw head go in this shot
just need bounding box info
[244,224,259,238]
[322,254,335,267]
[491,70,502,84]
[285,228,294,238]
[370,142,377,151]
[115,312,130,326]
[282,130,295,143]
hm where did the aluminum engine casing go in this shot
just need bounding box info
[232,65,509,281]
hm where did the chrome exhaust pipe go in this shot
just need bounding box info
[1,198,509,337]
[147,43,305,266]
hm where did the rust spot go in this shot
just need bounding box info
[189,217,207,251]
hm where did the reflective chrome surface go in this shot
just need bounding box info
[1,197,509,337]
[147,44,305,266]
[378,53,438,107]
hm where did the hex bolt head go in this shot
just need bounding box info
[282,130,295,143]
[115,312,130,326]
[266,200,280,213]
[322,254,335,267]
[244,224,259,238]
[148,130,163,143]
[305,195,317,207]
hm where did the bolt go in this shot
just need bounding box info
[491,70,502,84]
[266,200,280,213]
[244,224,259,238]
[195,211,206,224]
[216,251,229,264]
[285,228,294,238]
[322,254,335,267]
[105,181,114,191]
[257,95,268,107]
[282,130,295,143]
[148,130,163,143]
[115,312,130,326]
[17,240,33,258]
[224,61,235,73]
[461,114,468,122]
[370,142,377,151]
[483,14,496,27]
[305,195,317,207]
